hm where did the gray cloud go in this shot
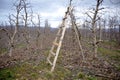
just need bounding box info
[0,0,119,27]
[32,0,68,12]
[0,0,14,9]
[0,0,6,9]
[109,0,120,5]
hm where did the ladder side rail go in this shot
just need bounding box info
[47,28,62,61]
[51,25,67,72]
[51,28,62,51]
[50,7,70,72]
[70,8,85,60]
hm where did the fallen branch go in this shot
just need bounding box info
[95,74,114,79]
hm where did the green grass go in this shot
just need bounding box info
[103,40,117,45]
[98,47,120,62]
[86,76,97,80]
[0,59,72,80]
[98,47,120,56]
[0,69,15,80]
[0,62,41,80]
[74,72,98,80]
[0,48,7,54]
[76,72,85,79]
[16,43,26,49]
[98,45,120,71]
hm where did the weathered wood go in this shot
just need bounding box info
[53,42,59,46]
[50,51,56,56]
[95,74,114,79]
[47,59,53,65]
[50,5,70,72]
[47,26,62,62]
[70,8,85,61]
[47,2,71,72]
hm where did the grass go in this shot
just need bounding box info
[0,59,72,80]
[0,40,119,80]
[0,48,72,80]
[74,72,97,80]
[16,43,26,49]
[0,61,42,80]
[98,41,120,71]
[0,48,7,55]
[0,69,15,80]
[102,40,117,45]
[98,47,120,58]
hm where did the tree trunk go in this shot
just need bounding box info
[91,0,103,58]
[119,25,120,46]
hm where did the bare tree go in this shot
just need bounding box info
[98,19,102,41]
[31,14,41,49]
[86,0,104,58]
[36,15,42,48]
[43,19,51,48]
[102,19,107,40]
[116,9,120,45]
[8,0,23,56]
[44,19,50,35]
[22,0,31,49]
[108,16,119,42]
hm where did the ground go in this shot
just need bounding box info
[0,40,120,80]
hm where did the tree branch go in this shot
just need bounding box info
[85,13,93,20]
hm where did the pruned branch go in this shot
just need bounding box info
[95,16,100,22]
[9,14,16,24]
[98,0,103,4]
[0,28,11,40]
[98,7,104,11]
[85,13,93,20]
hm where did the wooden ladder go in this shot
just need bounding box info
[47,6,71,72]
[47,0,84,72]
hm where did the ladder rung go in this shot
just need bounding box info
[56,34,61,37]
[59,26,63,29]
[50,51,56,56]
[53,42,59,46]
[47,59,53,65]
[59,26,65,29]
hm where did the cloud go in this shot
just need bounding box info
[0,0,14,10]
[35,6,66,27]
[108,0,120,6]
[41,6,66,18]
[0,0,5,9]
[0,0,119,27]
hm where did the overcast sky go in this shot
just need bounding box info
[0,0,119,27]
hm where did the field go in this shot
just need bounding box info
[0,0,120,80]
[0,28,120,80]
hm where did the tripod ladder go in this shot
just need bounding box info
[47,0,84,72]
